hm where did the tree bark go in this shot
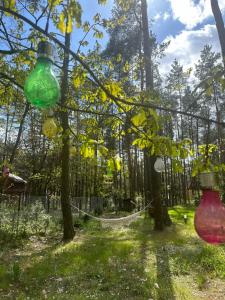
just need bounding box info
[141,0,164,230]
[211,0,225,67]
[60,31,75,241]
[10,102,30,163]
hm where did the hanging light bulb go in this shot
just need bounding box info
[194,172,225,244]
[42,117,58,139]
[24,41,60,109]
[154,157,165,173]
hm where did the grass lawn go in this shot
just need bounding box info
[0,206,225,299]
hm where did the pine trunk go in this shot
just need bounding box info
[141,0,165,230]
[211,0,225,67]
[60,31,75,241]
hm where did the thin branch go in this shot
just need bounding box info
[37,4,49,24]
[77,22,101,54]
[0,18,14,49]
[44,2,52,33]
[18,0,37,22]
[0,72,23,90]
[0,48,33,54]
[0,68,225,127]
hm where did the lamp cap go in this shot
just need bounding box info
[37,41,54,61]
[199,172,219,190]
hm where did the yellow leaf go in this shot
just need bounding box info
[123,61,129,72]
[58,12,66,33]
[107,158,115,172]
[98,145,108,157]
[116,54,122,62]
[98,90,107,102]
[70,146,77,157]
[6,0,16,9]
[73,77,81,88]
[131,110,147,127]
[42,118,58,139]
[80,144,95,158]
[67,14,73,33]
[114,156,121,171]
[48,0,61,8]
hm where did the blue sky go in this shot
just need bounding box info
[148,0,225,76]
[77,0,225,77]
[2,0,224,78]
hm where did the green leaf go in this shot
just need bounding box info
[93,29,104,39]
[172,160,184,173]
[93,13,101,23]
[107,156,121,172]
[131,110,147,127]
[98,145,108,157]
[83,21,90,32]
[206,86,213,97]
[123,61,129,72]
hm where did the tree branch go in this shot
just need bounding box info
[0,6,225,127]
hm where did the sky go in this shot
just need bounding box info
[2,0,224,80]
[149,0,225,77]
[77,0,225,78]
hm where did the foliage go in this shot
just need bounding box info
[0,201,58,237]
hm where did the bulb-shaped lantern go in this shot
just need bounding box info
[24,41,60,109]
[194,173,225,244]
[154,157,165,173]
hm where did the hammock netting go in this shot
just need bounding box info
[70,202,152,228]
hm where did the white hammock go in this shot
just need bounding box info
[70,202,152,228]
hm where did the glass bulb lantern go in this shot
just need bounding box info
[24,41,60,109]
[154,157,165,173]
[194,173,225,244]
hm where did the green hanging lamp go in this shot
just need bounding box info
[24,41,60,109]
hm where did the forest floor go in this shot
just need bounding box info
[0,206,225,300]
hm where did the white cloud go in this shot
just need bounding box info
[153,12,171,22]
[168,0,225,29]
[163,12,170,21]
[154,13,162,21]
[159,24,221,77]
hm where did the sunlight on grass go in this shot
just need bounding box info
[0,206,225,299]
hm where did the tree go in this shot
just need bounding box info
[141,0,164,230]
[211,0,225,68]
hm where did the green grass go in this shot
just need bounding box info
[0,206,225,299]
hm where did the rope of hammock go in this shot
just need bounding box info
[70,202,152,227]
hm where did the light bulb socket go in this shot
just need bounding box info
[199,172,219,190]
[37,41,54,61]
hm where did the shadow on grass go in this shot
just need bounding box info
[131,218,176,300]
[2,210,225,300]
[1,226,155,300]
[155,245,175,300]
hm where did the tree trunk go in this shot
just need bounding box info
[211,0,225,67]
[141,0,164,230]
[10,102,30,163]
[60,31,75,241]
